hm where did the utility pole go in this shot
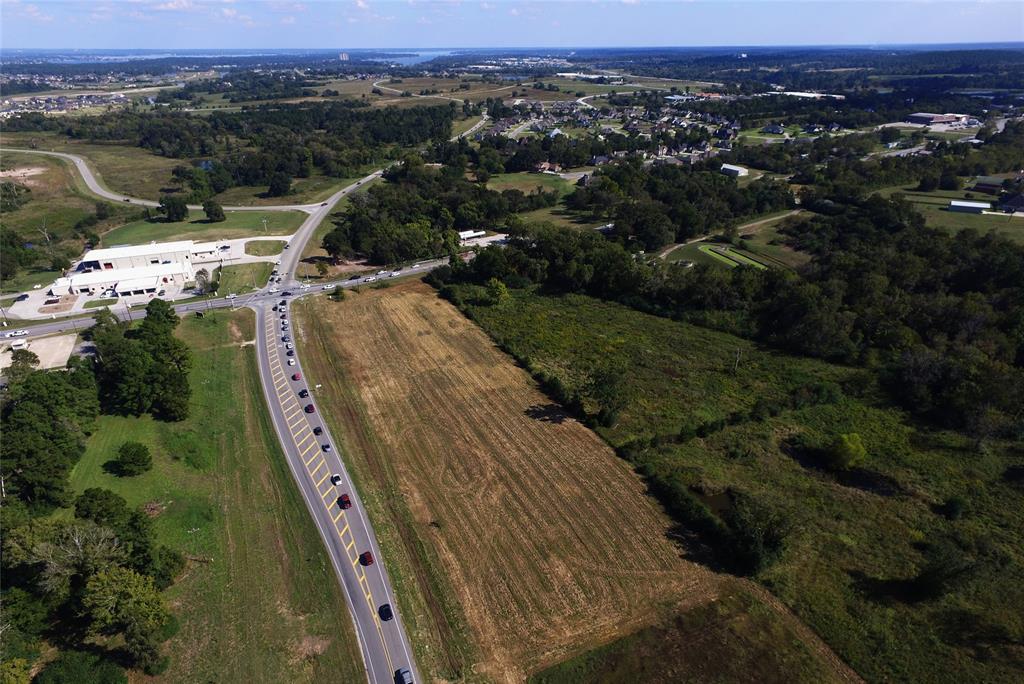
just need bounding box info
[262,217,268,234]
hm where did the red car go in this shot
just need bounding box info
[337,493,352,509]
[292,373,302,381]
[304,404,316,413]
[359,551,374,566]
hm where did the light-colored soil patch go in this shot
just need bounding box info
[0,166,47,186]
[0,332,77,370]
[297,282,722,681]
[38,294,78,314]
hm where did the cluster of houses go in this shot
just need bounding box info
[0,91,129,118]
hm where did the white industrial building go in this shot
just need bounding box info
[78,240,197,271]
[720,163,749,178]
[50,262,194,297]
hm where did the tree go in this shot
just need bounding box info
[826,432,867,470]
[82,566,172,672]
[315,261,329,278]
[330,285,346,302]
[485,277,510,305]
[114,442,152,477]
[202,200,225,223]
[267,172,292,197]
[158,195,188,222]
[75,488,131,527]
[6,349,40,386]
[194,268,210,294]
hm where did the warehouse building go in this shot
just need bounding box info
[905,112,967,126]
[49,262,194,297]
[77,240,196,271]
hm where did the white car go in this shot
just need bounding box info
[300,283,311,290]
[376,270,388,276]
[287,358,296,366]
[322,284,332,290]
[412,263,421,269]
[364,276,377,283]
[225,293,238,300]
[268,287,279,293]
[6,330,29,338]
[285,343,294,349]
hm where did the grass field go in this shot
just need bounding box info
[217,262,273,294]
[244,240,288,257]
[0,151,138,291]
[2,132,181,199]
[452,287,1024,684]
[294,282,855,683]
[875,184,1024,244]
[102,210,304,245]
[59,309,364,683]
[211,175,361,207]
[487,172,606,230]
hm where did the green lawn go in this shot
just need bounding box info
[217,263,273,294]
[874,185,1023,244]
[449,287,1024,684]
[102,210,304,245]
[83,298,118,309]
[487,172,574,195]
[1,268,62,295]
[244,240,288,257]
[61,309,364,682]
[451,115,484,138]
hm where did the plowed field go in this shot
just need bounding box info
[294,282,720,681]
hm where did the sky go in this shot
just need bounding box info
[1,0,1022,51]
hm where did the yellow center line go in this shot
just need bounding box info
[292,425,311,441]
[321,486,336,501]
[338,523,349,537]
[332,508,344,523]
[300,442,318,459]
[311,462,327,479]
[288,416,305,429]
[346,539,356,551]
[351,557,360,568]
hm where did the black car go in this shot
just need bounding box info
[280,314,287,319]
[322,444,332,453]
[313,426,323,436]
[282,291,293,296]
[286,350,295,357]
[378,603,394,621]
[272,305,278,312]
[349,274,361,281]
[279,300,287,306]
[298,389,309,398]
[282,336,291,342]
[394,668,413,684]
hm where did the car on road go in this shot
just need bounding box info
[394,668,413,684]
[268,287,279,293]
[287,359,296,366]
[337,493,352,509]
[284,243,289,249]
[378,604,393,621]
[321,443,332,452]
[5,330,29,338]
[349,274,361,280]
[412,263,421,269]
[291,373,302,381]
[376,270,388,275]
[285,343,294,349]
[322,285,332,290]
[359,550,374,566]
[225,293,238,300]
[286,350,295,357]
[300,283,311,290]
[330,474,342,486]
[304,404,315,413]
[279,300,287,306]
[282,291,293,296]
[282,335,291,342]
[313,426,323,436]
[298,388,308,397]
[364,276,377,283]
[280,314,287,319]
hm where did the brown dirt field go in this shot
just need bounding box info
[295,282,723,681]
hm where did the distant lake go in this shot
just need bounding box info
[370,51,454,66]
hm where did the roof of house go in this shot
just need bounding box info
[81,240,196,262]
[720,163,748,173]
[973,176,1005,186]
[950,200,991,209]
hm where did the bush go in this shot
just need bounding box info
[115,441,152,476]
[825,432,867,471]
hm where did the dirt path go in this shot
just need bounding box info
[659,209,803,261]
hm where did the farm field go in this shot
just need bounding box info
[1,131,181,199]
[293,282,854,683]
[102,209,304,245]
[57,309,365,683]
[449,286,1024,684]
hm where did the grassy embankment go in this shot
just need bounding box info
[59,309,364,683]
[294,282,855,683]
[448,286,1024,684]
[101,210,304,245]
[216,263,274,295]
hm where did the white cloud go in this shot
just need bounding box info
[17,2,54,22]
[355,0,369,9]
[154,0,193,10]
[221,7,237,17]
[280,14,296,24]
[508,7,519,16]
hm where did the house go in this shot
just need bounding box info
[720,163,749,178]
[547,128,565,138]
[533,161,562,173]
[948,200,991,214]
[972,176,1006,194]
[762,123,786,135]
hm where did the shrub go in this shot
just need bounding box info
[35,650,127,684]
[825,432,867,471]
[115,441,152,476]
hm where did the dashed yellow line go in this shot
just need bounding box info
[339,523,349,537]
[332,508,344,523]
[303,449,320,466]
[321,486,335,501]
[346,539,356,551]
